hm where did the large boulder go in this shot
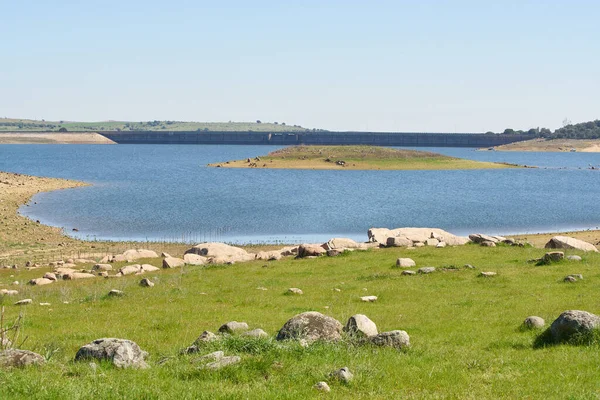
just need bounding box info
[218,321,249,334]
[118,264,142,276]
[549,310,600,343]
[276,312,343,342]
[64,272,95,280]
[28,278,53,286]
[469,233,499,244]
[184,242,254,263]
[297,244,327,258]
[75,338,149,369]
[183,253,207,265]
[0,349,45,368]
[396,258,416,268]
[162,257,185,269]
[370,330,410,349]
[386,236,413,247]
[113,249,159,262]
[323,238,367,250]
[255,251,283,261]
[369,227,469,246]
[545,236,598,252]
[93,264,113,272]
[344,314,378,338]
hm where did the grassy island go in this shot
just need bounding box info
[209,145,517,170]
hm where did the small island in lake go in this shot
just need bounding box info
[209,145,519,170]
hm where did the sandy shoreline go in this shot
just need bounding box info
[490,138,600,152]
[1,170,598,262]
[0,132,115,144]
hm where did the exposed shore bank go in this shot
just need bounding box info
[489,138,600,152]
[0,132,115,144]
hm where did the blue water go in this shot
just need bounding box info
[1,144,599,244]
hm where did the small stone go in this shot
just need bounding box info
[14,299,32,306]
[523,316,545,329]
[0,349,45,368]
[479,271,497,278]
[256,287,268,291]
[204,355,241,370]
[140,278,154,287]
[287,288,303,295]
[395,258,416,268]
[401,270,416,276]
[418,267,436,274]
[360,295,377,302]
[313,382,331,392]
[75,338,149,369]
[39,302,51,306]
[242,328,269,338]
[436,242,447,248]
[542,251,565,263]
[464,264,476,269]
[344,314,378,338]
[480,241,496,247]
[193,350,224,363]
[333,288,341,292]
[370,330,410,349]
[218,321,249,334]
[108,289,124,297]
[330,366,354,383]
[563,275,579,283]
[567,255,582,261]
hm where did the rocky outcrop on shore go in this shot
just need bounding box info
[369,227,470,247]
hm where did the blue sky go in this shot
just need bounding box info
[1,1,598,132]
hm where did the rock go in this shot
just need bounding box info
[479,271,497,277]
[75,338,149,369]
[161,252,171,258]
[118,264,142,276]
[93,264,113,272]
[386,236,413,247]
[436,242,447,248]
[64,272,96,280]
[395,258,416,268]
[276,311,343,342]
[204,355,241,370]
[464,264,476,269]
[480,241,496,247]
[140,264,160,272]
[414,242,425,248]
[425,238,439,246]
[370,330,410,349]
[242,328,269,338]
[218,321,249,334]
[255,251,283,261]
[361,295,377,302]
[97,271,109,277]
[119,249,159,261]
[344,314,378,338]
[313,382,331,392]
[280,246,299,256]
[74,259,95,264]
[326,249,344,257]
[418,267,435,274]
[28,278,53,286]
[39,303,51,306]
[108,289,124,297]
[287,288,303,295]
[330,366,354,383]
[183,253,207,265]
[14,299,32,305]
[297,244,326,258]
[542,252,564,263]
[545,236,598,252]
[193,350,224,363]
[162,257,185,269]
[564,274,583,282]
[523,316,545,329]
[549,310,600,342]
[184,242,254,263]
[0,289,18,296]
[140,278,154,287]
[194,331,219,344]
[401,270,416,275]
[0,349,45,368]
[567,255,582,261]
[323,238,366,250]
[43,272,57,281]
[469,233,499,244]
[370,227,469,246]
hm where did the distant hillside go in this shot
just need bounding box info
[490,119,600,140]
[0,118,318,133]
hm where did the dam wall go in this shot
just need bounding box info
[99,131,533,147]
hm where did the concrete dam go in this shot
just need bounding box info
[99,131,533,147]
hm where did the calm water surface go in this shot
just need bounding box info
[0,144,599,244]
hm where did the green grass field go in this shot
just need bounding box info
[0,244,598,398]
[0,118,310,132]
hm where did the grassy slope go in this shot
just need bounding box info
[0,245,599,398]
[0,118,309,132]
[211,145,516,170]
[492,138,600,152]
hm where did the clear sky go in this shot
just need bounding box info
[1,1,598,132]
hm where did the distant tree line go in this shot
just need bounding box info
[491,119,600,139]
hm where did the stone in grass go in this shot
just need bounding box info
[192,350,224,363]
[14,299,32,306]
[287,288,303,295]
[360,295,377,302]
[241,328,269,338]
[218,321,249,334]
[370,330,410,349]
[313,382,331,392]
[0,349,45,368]
[464,264,476,269]
[418,267,435,274]
[140,278,154,287]
[162,257,185,269]
[108,289,124,297]
[564,274,583,283]
[523,316,545,329]
[542,251,565,263]
[549,310,600,343]
[567,255,582,261]
[479,271,497,278]
[395,258,416,268]
[183,331,220,354]
[401,270,416,276]
[330,366,354,383]
[75,338,149,369]
[277,311,343,342]
[344,314,378,338]
[203,355,241,370]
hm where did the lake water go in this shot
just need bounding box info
[1,144,599,244]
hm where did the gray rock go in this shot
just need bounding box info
[401,270,416,275]
[479,271,497,278]
[204,355,241,370]
[75,338,149,369]
[193,350,224,363]
[277,311,343,342]
[194,331,218,344]
[14,299,32,306]
[28,278,53,286]
[344,314,378,338]
[43,272,57,281]
[140,278,154,287]
[564,274,583,282]
[523,316,545,329]
[543,252,564,263]
[545,236,598,252]
[464,264,476,269]
[108,289,124,297]
[185,242,254,263]
[118,264,141,276]
[425,238,439,246]
[480,241,496,247]
[418,267,435,274]
[162,257,185,269]
[436,241,447,248]
[287,288,303,295]
[241,328,268,338]
[330,366,354,383]
[550,310,600,342]
[326,249,344,257]
[93,264,113,272]
[395,258,416,268]
[567,255,582,261]
[313,381,331,392]
[386,236,412,247]
[370,330,410,349]
[360,295,378,302]
[218,321,249,334]
[297,244,326,258]
[469,233,498,244]
[0,349,45,368]
[183,253,207,265]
